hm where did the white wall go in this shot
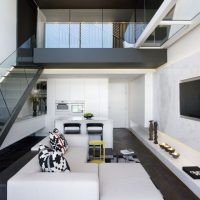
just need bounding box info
[109,81,128,128]
[0,0,17,63]
[129,74,154,128]
[144,73,154,127]
[153,24,200,151]
[129,75,145,127]
[46,78,109,131]
[168,25,200,63]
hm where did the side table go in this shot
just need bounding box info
[114,149,138,163]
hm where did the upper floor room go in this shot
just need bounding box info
[1,0,200,68]
[35,0,200,49]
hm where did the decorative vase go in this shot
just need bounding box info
[149,120,154,140]
[154,121,158,144]
[33,104,37,116]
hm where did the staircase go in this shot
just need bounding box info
[0,36,43,147]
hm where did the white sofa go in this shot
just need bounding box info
[31,134,90,168]
[8,134,99,200]
[99,163,163,200]
[8,134,163,200]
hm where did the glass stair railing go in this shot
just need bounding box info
[0,52,16,80]
[0,35,43,145]
[0,66,43,144]
[0,67,42,145]
[0,68,38,114]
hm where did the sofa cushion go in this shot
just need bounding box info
[38,145,70,172]
[64,147,88,167]
[65,134,89,148]
[49,128,68,154]
[99,163,163,200]
[8,172,99,200]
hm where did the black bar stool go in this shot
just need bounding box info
[64,123,81,134]
[86,123,103,140]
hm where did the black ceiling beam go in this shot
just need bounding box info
[33,48,167,69]
[35,0,163,9]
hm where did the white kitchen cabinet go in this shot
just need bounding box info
[99,79,109,118]
[70,79,85,101]
[46,78,109,131]
[84,79,100,116]
[84,79,108,118]
[55,79,70,100]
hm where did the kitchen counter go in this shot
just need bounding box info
[56,116,112,122]
[55,117,113,148]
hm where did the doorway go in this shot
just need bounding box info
[109,81,128,128]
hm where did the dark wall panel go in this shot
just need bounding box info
[17,0,37,47]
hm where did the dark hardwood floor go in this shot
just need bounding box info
[113,128,199,200]
[0,129,199,200]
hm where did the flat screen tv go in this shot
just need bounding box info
[180,77,200,120]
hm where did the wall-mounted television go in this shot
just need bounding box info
[180,77,200,120]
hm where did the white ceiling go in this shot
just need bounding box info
[40,68,151,81]
[40,73,142,81]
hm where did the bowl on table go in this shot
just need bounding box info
[163,144,171,151]
[171,152,180,158]
[159,143,166,149]
[167,147,175,153]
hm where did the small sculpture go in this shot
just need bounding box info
[148,120,154,140]
[154,121,158,144]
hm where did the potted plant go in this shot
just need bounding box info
[30,95,39,116]
[84,112,94,119]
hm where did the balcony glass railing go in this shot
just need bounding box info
[45,23,137,48]
[141,0,200,47]
[17,35,36,64]
[142,24,185,47]
[45,22,148,48]
[40,8,161,48]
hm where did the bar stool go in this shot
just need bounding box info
[86,123,103,140]
[89,140,106,164]
[64,123,81,134]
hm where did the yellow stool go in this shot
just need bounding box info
[89,140,106,164]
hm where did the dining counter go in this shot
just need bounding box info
[55,117,113,148]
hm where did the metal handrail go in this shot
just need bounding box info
[0,50,16,65]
